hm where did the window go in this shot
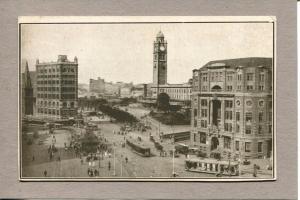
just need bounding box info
[259,112,263,122]
[259,74,265,82]
[269,125,272,133]
[201,120,207,128]
[226,85,233,91]
[194,119,197,127]
[237,74,242,81]
[245,142,251,152]
[259,85,264,91]
[247,73,254,81]
[235,141,239,151]
[224,136,231,149]
[225,111,233,120]
[193,109,198,117]
[236,112,240,121]
[245,112,252,122]
[200,132,206,144]
[201,109,207,117]
[258,125,262,134]
[225,100,233,108]
[245,125,252,134]
[236,124,240,133]
[247,85,254,91]
[258,142,263,153]
[237,85,242,91]
[201,99,208,107]
[227,75,233,81]
[193,133,196,142]
[224,123,232,132]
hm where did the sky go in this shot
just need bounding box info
[21,22,273,84]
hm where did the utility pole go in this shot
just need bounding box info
[113,145,116,176]
[172,148,175,177]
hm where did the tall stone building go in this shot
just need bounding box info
[151,30,192,102]
[35,55,78,120]
[191,57,273,159]
[153,30,167,85]
[21,61,34,116]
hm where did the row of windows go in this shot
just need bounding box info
[38,67,76,74]
[200,72,266,83]
[37,80,76,85]
[37,93,59,99]
[159,88,191,93]
[38,108,60,115]
[38,101,75,108]
[194,133,265,153]
[197,99,272,109]
[197,110,272,124]
[199,84,267,92]
[38,87,75,92]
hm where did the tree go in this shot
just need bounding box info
[157,93,170,112]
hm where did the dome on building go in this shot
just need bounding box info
[156,30,164,38]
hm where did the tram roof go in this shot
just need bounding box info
[186,158,239,165]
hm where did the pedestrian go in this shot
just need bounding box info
[253,164,257,177]
[81,159,83,165]
[58,156,61,161]
[125,157,128,163]
[43,170,47,177]
[32,155,35,162]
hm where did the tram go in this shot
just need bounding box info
[185,158,240,176]
[126,139,151,157]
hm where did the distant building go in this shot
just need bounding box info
[132,84,147,98]
[105,82,120,96]
[21,61,34,116]
[120,87,132,98]
[191,57,273,159]
[35,55,78,119]
[150,83,191,101]
[89,77,105,94]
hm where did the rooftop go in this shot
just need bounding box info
[200,57,273,70]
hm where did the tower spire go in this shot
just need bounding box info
[24,60,32,88]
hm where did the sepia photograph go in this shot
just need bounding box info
[19,16,275,181]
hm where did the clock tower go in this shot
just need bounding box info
[153,30,167,85]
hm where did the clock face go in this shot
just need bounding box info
[160,46,165,51]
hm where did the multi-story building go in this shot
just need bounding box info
[35,55,78,120]
[89,77,105,94]
[191,57,273,159]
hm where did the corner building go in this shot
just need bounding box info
[191,57,273,159]
[36,55,78,120]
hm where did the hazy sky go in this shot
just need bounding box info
[21,22,273,84]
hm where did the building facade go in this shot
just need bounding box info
[89,77,105,94]
[150,84,192,101]
[35,55,78,120]
[191,57,273,159]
